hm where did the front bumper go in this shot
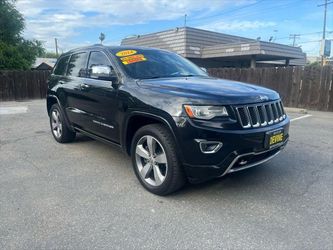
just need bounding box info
[174,116,290,183]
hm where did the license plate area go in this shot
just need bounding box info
[265,129,284,149]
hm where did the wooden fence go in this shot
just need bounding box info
[0,67,333,111]
[208,66,333,111]
[0,70,50,101]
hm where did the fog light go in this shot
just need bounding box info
[195,139,223,154]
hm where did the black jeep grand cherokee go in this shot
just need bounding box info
[47,45,289,195]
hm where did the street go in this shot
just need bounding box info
[0,100,332,249]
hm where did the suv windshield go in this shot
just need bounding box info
[111,48,207,79]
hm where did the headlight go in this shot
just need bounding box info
[184,105,228,120]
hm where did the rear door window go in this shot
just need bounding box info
[87,51,113,79]
[53,55,70,76]
[88,51,111,68]
[67,52,88,77]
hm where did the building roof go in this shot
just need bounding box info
[121,27,306,65]
[32,57,57,69]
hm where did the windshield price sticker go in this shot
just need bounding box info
[121,54,147,65]
[116,50,137,57]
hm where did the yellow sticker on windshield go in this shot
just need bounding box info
[120,54,146,65]
[116,50,137,57]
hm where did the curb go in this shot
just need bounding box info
[284,107,308,114]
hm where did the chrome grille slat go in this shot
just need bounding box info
[234,100,286,128]
[253,106,261,128]
[275,102,281,116]
[236,107,251,128]
[275,102,284,121]
[248,106,260,127]
[279,101,286,119]
[266,104,274,125]
[257,105,268,126]
[271,103,279,123]
[244,108,252,128]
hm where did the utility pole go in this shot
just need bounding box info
[54,38,58,57]
[318,0,333,66]
[184,14,187,27]
[289,34,300,47]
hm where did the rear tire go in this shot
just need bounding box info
[131,124,185,195]
[49,104,76,143]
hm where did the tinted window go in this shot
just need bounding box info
[111,49,207,79]
[67,52,88,77]
[88,51,111,69]
[53,55,69,76]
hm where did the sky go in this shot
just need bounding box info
[15,0,333,57]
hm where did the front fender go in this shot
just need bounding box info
[46,94,75,132]
[121,111,185,164]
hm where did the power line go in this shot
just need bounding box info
[275,31,329,41]
[210,0,266,16]
[191,0,288,23]
[273,31,333,46]
[286,38,333,46]
[298,40,323,44]
[190,0,266,23]
[229,0,304,19]
[194,0,304,23]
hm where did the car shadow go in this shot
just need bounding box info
[170,163,281,198]
[70,133,285,199]
[73,134,94,143]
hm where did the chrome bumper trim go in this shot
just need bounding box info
[221,139,288,176]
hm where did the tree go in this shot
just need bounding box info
[0,0,45,70]
[307,61,321,67]
[99,32,105,44]
[0,0,24,43]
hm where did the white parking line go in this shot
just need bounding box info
[0,106,28,115]
[290,114,312,122]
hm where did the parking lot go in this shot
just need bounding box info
[0,100,332,249]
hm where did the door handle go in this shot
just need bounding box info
[80,83,90,89]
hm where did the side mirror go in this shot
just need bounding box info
[90,65,118,82]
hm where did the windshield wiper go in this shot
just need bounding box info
[178,74,197,77]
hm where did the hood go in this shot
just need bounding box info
[138,76,280,105]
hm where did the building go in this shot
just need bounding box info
[121,27,306,68]
[32,58,57,70]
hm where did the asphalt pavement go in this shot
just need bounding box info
[0,100,332,249]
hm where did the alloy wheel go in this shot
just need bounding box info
[135,135,168,186]
[51,109,62,138]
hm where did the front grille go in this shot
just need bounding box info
[234,100,286,128]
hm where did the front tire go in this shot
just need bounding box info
[131,124,185,195]
[49,104,76,143]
